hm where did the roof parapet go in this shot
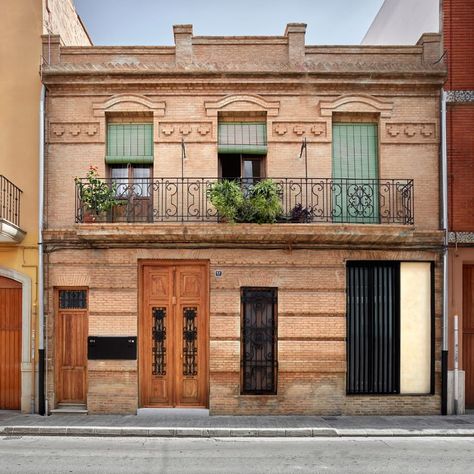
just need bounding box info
[417,33,443,65]
[42,34,61,65]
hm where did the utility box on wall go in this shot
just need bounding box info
[88,336,137,360]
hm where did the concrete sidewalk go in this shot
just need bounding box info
[1,410,474,438]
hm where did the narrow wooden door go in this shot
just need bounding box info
[140,263,208,407]
[0,277,21,409]
[56,290,88,404]
[463,265,474,408]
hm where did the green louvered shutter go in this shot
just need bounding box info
[218,122,267,154]
[106,123,153,164]
[332,123,379,223]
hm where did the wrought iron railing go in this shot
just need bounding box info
[0,175,22,227]
[75,177,414,225]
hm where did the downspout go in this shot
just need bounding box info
[441,89,448,415]
[38,85,46,415]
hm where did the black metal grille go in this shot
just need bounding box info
[75,177,414,224]
[152,307,166,376]
[241,288,277,395]
[183,307,197,376]
[59,290,87,309]
[346,262,400,394]
[0,175,22,227]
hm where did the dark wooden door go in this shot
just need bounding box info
[140,263,208,407]
[56,290,88,403]
[0,277,21,409]
[464,265,474,408]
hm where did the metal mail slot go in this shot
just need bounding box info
[88,336,137,360]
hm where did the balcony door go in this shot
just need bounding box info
[139,262,209,408]
[332,123,379,223]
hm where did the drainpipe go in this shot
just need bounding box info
[38,85,46,415]
[441,89,448,415]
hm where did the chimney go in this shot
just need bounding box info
[285,23,307,68]
[173,24,193,66]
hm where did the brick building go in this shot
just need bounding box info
[363,0,474,415]
[41,24,446,415]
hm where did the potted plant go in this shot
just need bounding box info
[75,166,120,222]
[208,179,244,223]
[245,179,283,224]
[290,203,314,223]
[209,178,283,224]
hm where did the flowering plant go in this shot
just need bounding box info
[75,166,120,216]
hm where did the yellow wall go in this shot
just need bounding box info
[400,262,432,394]
[0,0,90,412]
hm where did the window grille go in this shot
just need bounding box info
[59,290,87,310]
[241,288,277,394]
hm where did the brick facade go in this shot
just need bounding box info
[42,24,446,415]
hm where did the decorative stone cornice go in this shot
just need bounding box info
[318,94,393,118]
[92,93,166,117]
[445,91,474,103]
[42,225,444,251]
[448,232,474,245]
[42,60,446,76]
[204,94,280,117]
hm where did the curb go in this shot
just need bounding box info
[2,426,474,438]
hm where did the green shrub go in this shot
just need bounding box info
[208,178,283,224]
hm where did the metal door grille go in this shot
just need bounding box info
[241,288,277,394]
[347,262,400,394]
[152,307,166,376]
[59,290,87,309]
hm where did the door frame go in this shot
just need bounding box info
[54,287,89,405]
[0,267,32,412]
[138,259,210,408]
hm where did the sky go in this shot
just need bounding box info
[74,0,385,46]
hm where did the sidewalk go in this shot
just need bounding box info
[1,410,474,438]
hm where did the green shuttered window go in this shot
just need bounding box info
[332,123,379,223]
[106,123,153,164]
[218,123,267,155]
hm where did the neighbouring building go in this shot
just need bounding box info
[0,0,91,413]
[363,0,474,415]
[41,23,446,415]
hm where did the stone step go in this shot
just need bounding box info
[51,403,88,415]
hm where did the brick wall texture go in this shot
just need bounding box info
[45,247,442,415]
[443,0,474,91]
[443,0,474,232]
[42,26,445,415]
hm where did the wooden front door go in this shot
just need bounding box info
[140,262,208,407]
[56,290,88,404]
[0,277,21,409]
[464,265,474,408]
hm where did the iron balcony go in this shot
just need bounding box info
[75,177,414,225]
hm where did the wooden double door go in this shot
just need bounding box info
[140,262,208,408]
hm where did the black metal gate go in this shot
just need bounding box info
[347,262,400,394]
[241,288,277,394]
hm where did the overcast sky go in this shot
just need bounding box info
[74,0,385,46]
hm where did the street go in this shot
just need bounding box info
[0,436,473,473]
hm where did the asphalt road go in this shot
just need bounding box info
[0,436,473,473]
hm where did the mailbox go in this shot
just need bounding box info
[88,336,137,360]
